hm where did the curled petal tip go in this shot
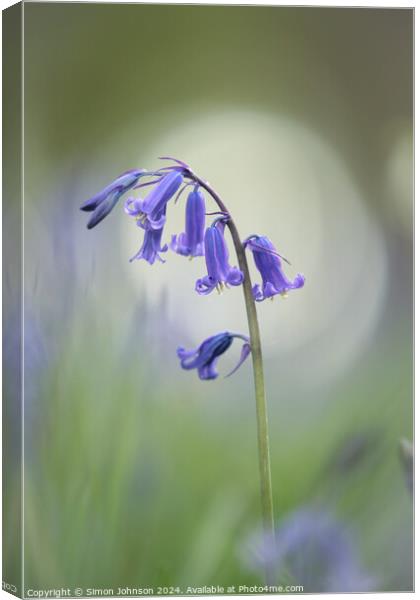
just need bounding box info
[294,273,305,288]
[226,342,251,378]
[227,267,244,286]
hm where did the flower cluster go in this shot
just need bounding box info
[81,159,305,380]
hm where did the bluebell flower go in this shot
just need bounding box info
[243,507,377,593]
[129,216,168,265]
[196,221,244,295]
[134,170,184,230]
[244,235,305,302]
[171,187,206,257]
[177,332,251,380]
[80,169,145,229]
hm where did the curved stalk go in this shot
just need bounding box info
[187,172,275,539]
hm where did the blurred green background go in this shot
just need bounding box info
[9,3,415,593]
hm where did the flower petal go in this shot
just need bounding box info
[226,267,244,286]
[198,361,219,380]
[80,189,108,212]
[226,342,251,377]
[124,197,143,216]
[87,189,122,229]
[245,235,305,301]
[142,171,183,217]
[195,276,217,295]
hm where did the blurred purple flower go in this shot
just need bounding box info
[171,187,206,257]
[81,169,145,229]
[177,331,250,380]
[244,235,305,302]
[243,507,377,593]
[196,220,244,295]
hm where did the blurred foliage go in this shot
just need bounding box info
[21,309,412,590]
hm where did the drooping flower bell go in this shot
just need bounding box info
[134,170,184,231]
[244,235,305,302]
[177,332,251,380]
[129,208,168,265]
[195,220,244,295]
[171,186,206,257]
[80,169,145,229]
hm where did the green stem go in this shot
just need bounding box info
[229,221,275,537]
[188,172,275,538]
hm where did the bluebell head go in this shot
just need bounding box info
[80,169,145,229]
[129,208,168,265]
[196,221,244,295]
[244,235,305,301]
[135,170,184,230]
[177,332,251,380]
[171,186,206,257]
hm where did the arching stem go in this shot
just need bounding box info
[186,171,275,543]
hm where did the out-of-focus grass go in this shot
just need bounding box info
[18,298,412,591]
